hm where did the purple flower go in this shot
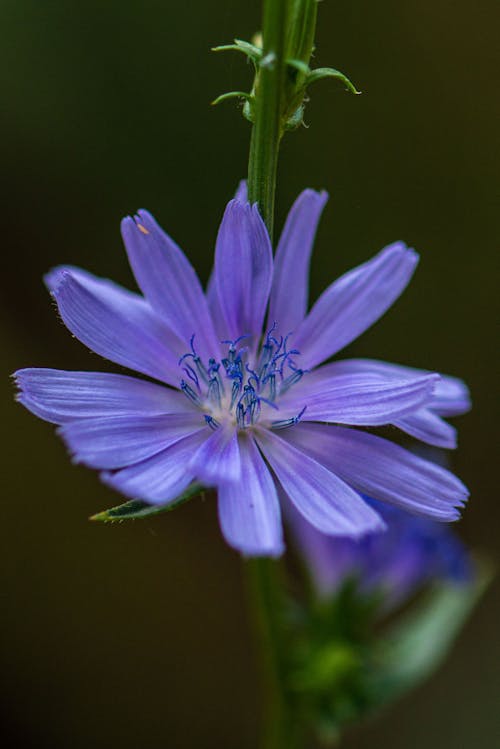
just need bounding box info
[287,491,471,607]
[15,188,470,556]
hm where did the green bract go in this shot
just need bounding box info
[213,0,359,132]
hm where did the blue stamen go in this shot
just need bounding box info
[182,364,200,390]
[256,395,279,410]
[266,321,277,340]
[265,323,281,351]
[271,405,307,430]
[178,325,306,431]
[230,379,241,410]
[179,335,209,384]
[208,360,225,395]
[208,376,222,408]
[221,334,251,347]
[266,372,276,400]
[245,363,260,391]
[204,414,220,431]
[178,334,197,364]
[272,334,284,354]
[280,368,304,394]
[239,384,257,410]
[208,358,220,375]
[236,402,246,428]
[258,344,274,376]
[193,357,209,384]
[180,380,202,406]
[225,358,244,382]
[274,348,301,376]
[249,397,260,424]
[221,335,250,363]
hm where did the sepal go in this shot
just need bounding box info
[90,483,204,522]
[212,38,262,67]
[367,561,492,709]
[213,23,360,131]
[211,91,253,106]
[278,564,490,743]
[306,67,361,95]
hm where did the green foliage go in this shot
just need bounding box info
[272,568,491,745]
[367,563,492,709]
[89,483,204,523]
[212,0,359,133]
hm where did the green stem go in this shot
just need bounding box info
[247,0,289,240]
[245,3,320,747]
[246,558,298,749]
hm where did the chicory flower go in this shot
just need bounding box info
[15,188,470,556]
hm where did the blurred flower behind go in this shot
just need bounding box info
[287,487,472,611]
[281,458,480,744]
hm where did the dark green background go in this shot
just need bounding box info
[2,1,498,747]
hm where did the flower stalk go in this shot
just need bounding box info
[246,6,318,745]
[215,0,357,239]
[247,0,289,239]
[246,558,299,749]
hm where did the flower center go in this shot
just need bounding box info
[178,324,307,431]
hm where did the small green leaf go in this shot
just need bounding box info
[90,483,205,523]
[211,91,253,107]
[287,58,310,76]
[212,38,262,63]
[368,563,492,708]
[307,67,361,95]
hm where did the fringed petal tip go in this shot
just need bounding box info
[284,423,469,524]
[121,206,220,360]
[434,375,472,417]
[294,240,420,368]
[233,179,248,204]
[44,266,72,294]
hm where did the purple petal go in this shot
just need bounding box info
[294,243,419,368]
[394,410,457,449]
[268,190,328,332]
[217,436,284,556]
[205,182,254,338]
[255,429,385,538]
[206,270,227,341]
[121,210,220,361]
[234,180,248,202]
[102,429,207,503]
[319,358,471,417]
[432,375,471,416]
[212,200,273,341]
[46,267,183,385]
[59,413,204,469]
[284,423,468,521]
[294,372,438,425]
[14,368,192,424]
[190,423,241,484]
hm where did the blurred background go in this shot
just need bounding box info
[1,1,498,747]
